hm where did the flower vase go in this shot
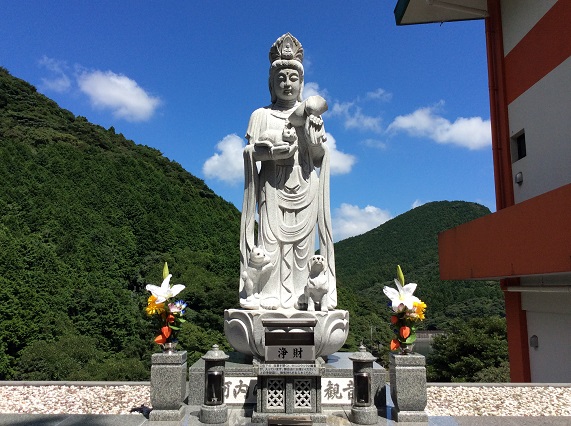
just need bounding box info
[400,342,414,355]
[162,341,178,354]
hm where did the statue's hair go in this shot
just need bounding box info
[268,33,304,104]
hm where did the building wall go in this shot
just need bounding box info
[508,56,571,203]
[501,0,571,382]
[501,0,556,54]
[521,288,571,382]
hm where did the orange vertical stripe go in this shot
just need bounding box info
[503,283,531,383]
[482,0,528,382]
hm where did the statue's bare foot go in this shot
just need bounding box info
[240,298,260,310]
[260,297,279,310]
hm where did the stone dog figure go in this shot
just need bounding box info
[304,255,329,312]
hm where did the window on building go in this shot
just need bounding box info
[516,133,526,160]
[511,131,526,163]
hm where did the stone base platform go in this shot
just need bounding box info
[224,308,349,360]
[251,413,324,424]
[189,352,386,413]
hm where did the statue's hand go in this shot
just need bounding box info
[252,141,296,161]
[305,114,327,146]
[270,142,297,159]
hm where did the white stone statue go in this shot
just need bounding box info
[239,33,337,311]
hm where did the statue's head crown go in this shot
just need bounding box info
[269,33,303,65]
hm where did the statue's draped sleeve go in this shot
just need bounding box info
[239,109,266,295]
[316,143,337,308]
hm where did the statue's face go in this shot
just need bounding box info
[272,68,301,102]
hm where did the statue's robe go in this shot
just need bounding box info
[240,105,336,310]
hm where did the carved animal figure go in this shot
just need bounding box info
[256,122,298,148]
[241,246,272,301]
[304,255,329,312]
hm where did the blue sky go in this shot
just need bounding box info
[1,1,495,241]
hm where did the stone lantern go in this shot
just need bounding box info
[200,344,229,424]
[348,344,378,425]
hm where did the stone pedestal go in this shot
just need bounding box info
[389,353,428,422]
[224,309,349,360]
[150,350,187,422]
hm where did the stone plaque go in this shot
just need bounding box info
[223,377,257,404]
[257,363,321,376]
[265,345,315,361]
[321,378,353,405]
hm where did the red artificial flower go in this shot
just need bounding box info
[161,325,172,338]
[154,325,172,345]
[390,315,398,324]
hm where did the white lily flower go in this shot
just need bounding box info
[145,274,185,304]
[383,279,420,311]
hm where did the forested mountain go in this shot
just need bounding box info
[0,67,504,381]
[0,67,241,379]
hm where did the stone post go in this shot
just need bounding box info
[200,344,229,424]
[150,350,187,422]
[389,353,428,422]
[349,345,378,425]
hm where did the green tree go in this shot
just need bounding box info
[16,335,105,380]
[427,317,509,382]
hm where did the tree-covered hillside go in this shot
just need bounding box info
[0,67,241,379]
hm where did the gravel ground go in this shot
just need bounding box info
[0,385,570,416]
[0,385,151,415]
[426,386,571,416]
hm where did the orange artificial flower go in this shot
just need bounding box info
[390,339,401,351]
[167,314,175,323]
[400,326,411,339]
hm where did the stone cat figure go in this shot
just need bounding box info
[241,246,272,301]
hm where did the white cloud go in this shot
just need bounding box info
[331,101,382,133]
[38,56,71,93]
[77,70,161,122]
[361,138,387,150]
[332,203,392,241]
[203,134,245,184]
[387,103,491,150]
[366,88,392,102]
[411,199,427,209]
[325,132,356,175]
[303,81,328,100]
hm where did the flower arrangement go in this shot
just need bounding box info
[383,265,427,354]
[145,262,187,347]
